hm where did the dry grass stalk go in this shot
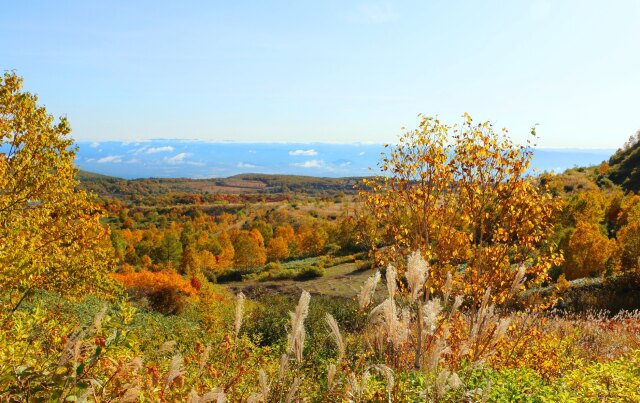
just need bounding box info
[57,328,85,368]
[443,271,453,302]
[278,353,289,382]
[406,251,428,301]
[359,271,381,309]
[199,344,211,373]
[287,291,311,363]
[259,368,270,398]
[423,298,443,336]
[128,356,143,372]
[234,292,245,337]
[165,354,184,390]
[188,388,227,403]
[327,363,337,392]
[120,385,142,402]
[508,265,527,299]
[426,325,450,371]
[159,340,177,354]
[385,265,397,299]
[372,364,395,393]
[201,389,226,403]
[347,370,371,402]
[325,313,345,361]
[435,369,462,398]
[89,304,108,334]
[284,377,302,403]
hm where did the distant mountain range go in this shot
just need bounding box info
[74,140,614,179]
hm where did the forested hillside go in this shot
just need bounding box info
[608,130,640,192]
[78,170,361,199]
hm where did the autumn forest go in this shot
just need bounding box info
[2,72,640,401]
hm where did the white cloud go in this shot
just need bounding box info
[166,152,190,164]
[126,158,140,164]
[90,142,100,148]
[145,146,174,154]
[358,151,366,156]
[237,162,257,168]
[121,139,151,146]
[97,155,123,164]
[356,2,399,23]
[292,159,325,168]
[289,149,318,156]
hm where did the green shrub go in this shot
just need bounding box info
[264,261,282,271]
[563,350,640,401]
[294,265,325,280]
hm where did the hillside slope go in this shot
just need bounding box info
[608,130,640,191]
[76,170,362,198]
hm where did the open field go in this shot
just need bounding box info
[225,261,374,299]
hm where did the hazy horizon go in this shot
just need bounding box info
[75,140,614,179]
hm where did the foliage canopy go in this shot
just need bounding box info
[0,72,114,307]
[360,114,562,305]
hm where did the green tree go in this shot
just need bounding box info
[617,222,640,270]
[154,233,183,264]
[250,220,274,244]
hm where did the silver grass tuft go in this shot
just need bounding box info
[406,251,429,301]
[325,313,345,361]
[165,354,184,389]
[159,340,177,354]
[278,353,289,382]
[199,344,211,372]
[385,265,397,299]
[287,291,311,363]
[508,265,527,299]
[285,377,302,403]
[372,364,394,393]
[234,292,245,337]
[327,363,337,392]
[443,271,453,302]
[259,368,270,398]
[358,271,381,309]
[423,298,443,336]
[120,385,142,402]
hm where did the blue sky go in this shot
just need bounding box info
[2,1,639,148]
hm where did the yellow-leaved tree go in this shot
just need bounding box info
[0,72,114,310]
[360,114,562,306]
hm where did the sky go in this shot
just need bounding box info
[2,1,639,148]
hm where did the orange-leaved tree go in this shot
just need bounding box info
[267,236,290,262]
[113,269,197,314]
[360,113,562,306]
[0,72,115,310]
[563,220,613,279]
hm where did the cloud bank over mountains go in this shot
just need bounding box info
[75,140,613,179]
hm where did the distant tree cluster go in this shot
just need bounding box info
[107,201,364,286]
